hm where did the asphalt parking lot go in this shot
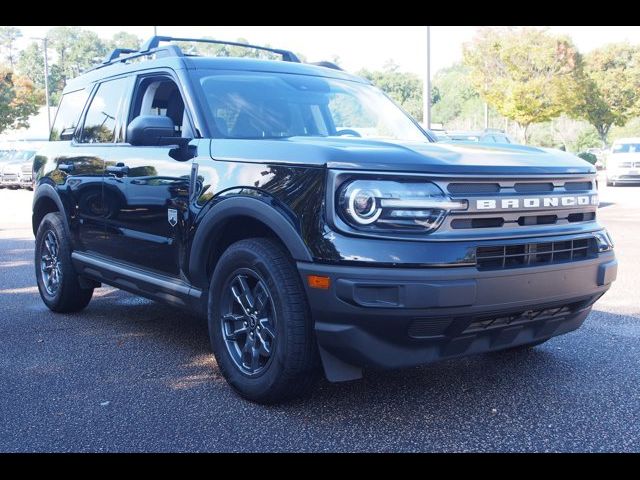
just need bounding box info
[1,178,639,452]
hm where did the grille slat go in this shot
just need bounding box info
[476,238,596,270]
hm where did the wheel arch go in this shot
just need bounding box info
[32,184,70,237]
[188,196,313,289]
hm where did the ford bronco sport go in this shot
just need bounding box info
[32,36,617,403]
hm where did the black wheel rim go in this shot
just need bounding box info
[40,230,62,296]
[220,269,277,376]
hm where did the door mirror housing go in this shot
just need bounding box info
[127,115,177,146]
[127,115,196,161]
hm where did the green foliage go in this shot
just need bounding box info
[0,26,22,68]
[48,27,108,86]
[0,67,42,133]
[573,126,602,151]
[571,43,640,146]
[577,152,598,164]
[609,116,640,142]
[358,62,423,121]
[108,32,142,51]
[463,27,581,142]
[431,62,481,125]
[16,41,64,105]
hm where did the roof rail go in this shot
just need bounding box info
[140,36,301,63]
[87,45,184,72]
[102,48,137,64]
[310,61,343,71]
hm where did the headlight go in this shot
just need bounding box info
[337,179,467,233]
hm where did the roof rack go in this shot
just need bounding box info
[92,35,301,73]
[141,36,301,63]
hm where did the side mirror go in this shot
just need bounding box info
[127,115,176,146]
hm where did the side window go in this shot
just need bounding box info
[80,77,129,144]
[129,76,194,139]
[50,89,89,141]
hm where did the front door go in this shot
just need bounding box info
[101,74,194,277]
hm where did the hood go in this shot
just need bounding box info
[608,152,640,162]
[211,137,595,175]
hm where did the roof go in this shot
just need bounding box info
[64,54,366,92]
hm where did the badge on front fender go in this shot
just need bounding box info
[168,208,178,227]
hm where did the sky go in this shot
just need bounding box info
[14,26,640,78]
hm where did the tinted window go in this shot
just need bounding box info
[50,89,89,141]
[80,77,129,143]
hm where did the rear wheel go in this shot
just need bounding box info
[35,212,94,313]
[208,238,319,404]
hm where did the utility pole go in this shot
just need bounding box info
[424,26,431,129]
[32,37,51,133]
[153,26,158,36]
[484,102,488,129]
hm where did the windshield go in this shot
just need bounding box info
[9,150,36,161]
[612,143,640,153]
[196,71,428,142]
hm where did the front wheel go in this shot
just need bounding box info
[208,238,319,404]
[35,212,94,313]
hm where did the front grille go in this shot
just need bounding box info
[617,162,640,168]
[476,237,597,270]
[446,180,593,195]
[463,302,584,334]
[407,297,598,339]
[436,176,598,234]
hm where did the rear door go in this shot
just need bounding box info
[70,75,133,256]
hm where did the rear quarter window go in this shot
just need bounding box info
[50,89,89,141]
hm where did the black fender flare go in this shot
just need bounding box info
[188,196,313,288]
[31,183,71,236]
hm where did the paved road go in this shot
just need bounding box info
[1,181,638,452]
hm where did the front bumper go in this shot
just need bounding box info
[299,251,616,380]
[1,175,21,188]
[607,170,640,183]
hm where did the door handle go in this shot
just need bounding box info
[106,163,129,175]
[58,163,74,172]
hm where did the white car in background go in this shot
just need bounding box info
[606,138,640,186]
[0,143,44,190]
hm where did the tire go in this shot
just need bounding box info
[208,237,319,404]
[35,212,94,313]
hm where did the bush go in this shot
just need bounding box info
[577,152,598,165]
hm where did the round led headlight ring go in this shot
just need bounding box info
[348,188,382,224]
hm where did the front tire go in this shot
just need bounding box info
[208,238,319,404]
[35,212,94,313]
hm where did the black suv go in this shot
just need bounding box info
[32,36,617,403]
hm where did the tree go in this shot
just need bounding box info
[463,27,581,143]
[358,62,423,121]
[43,27,108,102]
[108,32,142,51]
[48,27,108,86]
[0,26,22,69]
[431,62,482,127]
[16,41,64,105]
[0,68,42,134]
[571,43,640,147]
